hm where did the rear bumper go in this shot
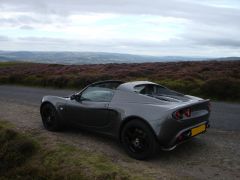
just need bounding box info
[161,121,210,150]
[157,111,210,149]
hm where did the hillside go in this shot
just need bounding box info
[0,51,213,64]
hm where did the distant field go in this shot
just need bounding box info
[0,61,239,101]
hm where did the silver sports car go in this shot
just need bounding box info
[40,80,210,159]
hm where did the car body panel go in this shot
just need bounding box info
[41,80,210,149]
[64,100,110,127]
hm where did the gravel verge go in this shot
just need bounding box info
[0,99,240,179]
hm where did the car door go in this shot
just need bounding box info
[66,86,114,128]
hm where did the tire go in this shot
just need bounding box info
[121,120,158,160]
[41,103,63,131]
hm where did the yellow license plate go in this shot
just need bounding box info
[191,124,206,136]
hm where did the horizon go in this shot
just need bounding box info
[0,49,212,58]
[0,0,240,57]
[1,50,239,65]
[1,50,240,59]
[1,49,240,59]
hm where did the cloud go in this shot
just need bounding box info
[0,35,10,41]
[192,38,240,48]
[0,0,239,56]
[19,25,35,30]
[1,0,239,25]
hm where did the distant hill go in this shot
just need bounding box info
[212,57,240,61]
[0,51,239,64]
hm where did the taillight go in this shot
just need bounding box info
[173,108,191,120]
[184,108,191,117]
[175,110,183,119]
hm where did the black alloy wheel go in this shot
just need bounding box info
[121,120,158,160]
[41,103,62,131]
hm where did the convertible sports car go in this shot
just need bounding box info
[40,80,210,159]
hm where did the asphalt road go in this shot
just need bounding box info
[0,85,239,131]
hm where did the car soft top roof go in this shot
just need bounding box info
[117,81,159,92]
[88,80,162,92]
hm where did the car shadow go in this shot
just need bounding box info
[152,137,208,163]
[57,125,127,155]
[56,125,208,163]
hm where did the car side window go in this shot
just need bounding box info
[80,86,114,102]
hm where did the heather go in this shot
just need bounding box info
[0,61,239,101]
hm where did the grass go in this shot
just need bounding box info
[0,61,31,67]
[0,61,239,102]
[0,121,37,175]
[0,121,149,180]
[0,61,18,67]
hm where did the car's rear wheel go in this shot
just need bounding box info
[121,120,158,160]
[41,103,62,131]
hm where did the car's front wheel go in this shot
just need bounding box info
[41,103,62,131]
[121,120,158,160]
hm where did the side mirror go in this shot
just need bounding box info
[70,94,80,101]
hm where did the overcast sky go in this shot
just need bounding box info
[0,0,240,57]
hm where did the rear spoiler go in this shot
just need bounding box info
[174,99,210,111]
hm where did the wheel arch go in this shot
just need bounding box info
[119,116,157,142]
[40,101,55,115]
